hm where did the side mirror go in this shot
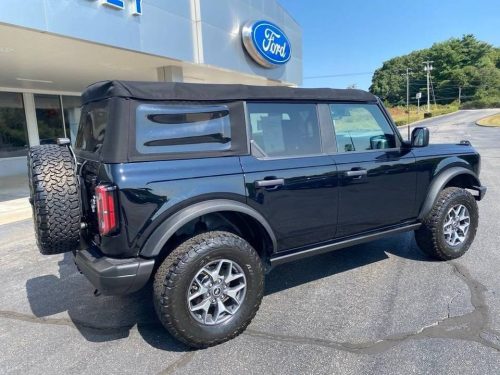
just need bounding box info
[411,127,429,147]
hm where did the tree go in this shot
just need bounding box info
[369,35,500,106]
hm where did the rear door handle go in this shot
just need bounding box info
[345,169,367,177]
[255,178,285,188]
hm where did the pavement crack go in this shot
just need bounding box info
[245,261,500,354]
[0,310,140,335]
[156,351,196,375]
[446,293,460,319]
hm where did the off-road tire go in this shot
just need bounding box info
[28,145,80,255]
[153,231,264,348]
[415,187,478,260]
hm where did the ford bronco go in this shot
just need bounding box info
[28,81,486,348]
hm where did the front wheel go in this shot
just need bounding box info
[153,231,264,348]
[415,187,479,260]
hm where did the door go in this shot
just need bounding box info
[328,102,416,237]
[240,102,339,252]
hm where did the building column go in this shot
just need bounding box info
[22,93,39,147]
[157,66,184,82]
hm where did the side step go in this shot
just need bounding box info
[270,223,421,267]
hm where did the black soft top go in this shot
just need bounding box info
[82,80,377,105]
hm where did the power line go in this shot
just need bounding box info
[303,71,374,79]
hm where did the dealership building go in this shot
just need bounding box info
[0,0,302,186]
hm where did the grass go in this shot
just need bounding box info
[388,103,460,126]
[476,113,500,127]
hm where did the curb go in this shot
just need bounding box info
[475,111,500,128]
[396,110,460,129]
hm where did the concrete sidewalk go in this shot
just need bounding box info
[0,197,32,226]
[0,173,32,225]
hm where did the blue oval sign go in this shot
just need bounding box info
[242,20,292,68]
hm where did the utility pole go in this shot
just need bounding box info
[406,68,411,139]
[458,86,462,106]
[423,61,433,113]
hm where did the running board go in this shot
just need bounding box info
[270,223,421,267]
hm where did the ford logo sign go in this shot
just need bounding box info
[242,20,292,68]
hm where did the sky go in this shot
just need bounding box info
[279,0,500,90]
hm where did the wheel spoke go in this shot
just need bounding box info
[224,261,233,280]
[189,283,208,301]
[205,260,225,282]
[226,271,244,283]
[190,297,211,314]
[213,299,231,322]
[226,283,245,303]
[458,206,468,220]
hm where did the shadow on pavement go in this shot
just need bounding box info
[265,232,429,295]
[26,252,189,352]
[25,231,429,351]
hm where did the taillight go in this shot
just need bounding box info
[95,185,118,236]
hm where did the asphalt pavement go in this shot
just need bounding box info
[0,109,499,374]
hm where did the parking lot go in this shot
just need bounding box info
[1,109,499,374]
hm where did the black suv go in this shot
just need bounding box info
[28,81,486,348]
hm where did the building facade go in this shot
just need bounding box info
[0,0,302,178]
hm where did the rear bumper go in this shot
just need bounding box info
[75,248,155,295]
[473,185,487,200]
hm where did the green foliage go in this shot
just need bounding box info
[370,35,500,107]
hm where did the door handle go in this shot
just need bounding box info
[255,178,285,188]
[345,169,367,177]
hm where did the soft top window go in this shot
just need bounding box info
[247,103,322,158]
[75,101,108,154]
[330,103,396,152]
[136,104,231,155]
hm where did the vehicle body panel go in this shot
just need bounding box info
[331,149,417,237]
[240,155,339,251]
[79,156,247,258]
[71,83,485,295]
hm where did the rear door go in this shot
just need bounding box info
[240,102,339,252]
[328,102,417,237]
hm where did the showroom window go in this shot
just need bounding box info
[0,92,29,158]
[35,94,81,145]
[62,96,82,144]
[35,94,64,144]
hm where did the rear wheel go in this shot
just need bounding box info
[28,145,81,255]
[415,187,478,260]
[153,231,264,348]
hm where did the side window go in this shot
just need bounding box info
[247,103,322,157]
[136,104,231,154]
[75,103,108,154]
[330,103,396,152]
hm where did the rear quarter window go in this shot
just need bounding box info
[75,102,108,154]
[136,104,231,154]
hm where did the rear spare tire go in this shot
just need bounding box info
[28,145,80,255]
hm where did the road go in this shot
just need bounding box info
[1,109,499,374]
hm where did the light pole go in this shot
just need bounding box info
[423,61,433,113]
[406,68,411,139]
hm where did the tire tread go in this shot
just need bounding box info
[415,187,478,260]
[153,231,264,348]
[28,145,80,255]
